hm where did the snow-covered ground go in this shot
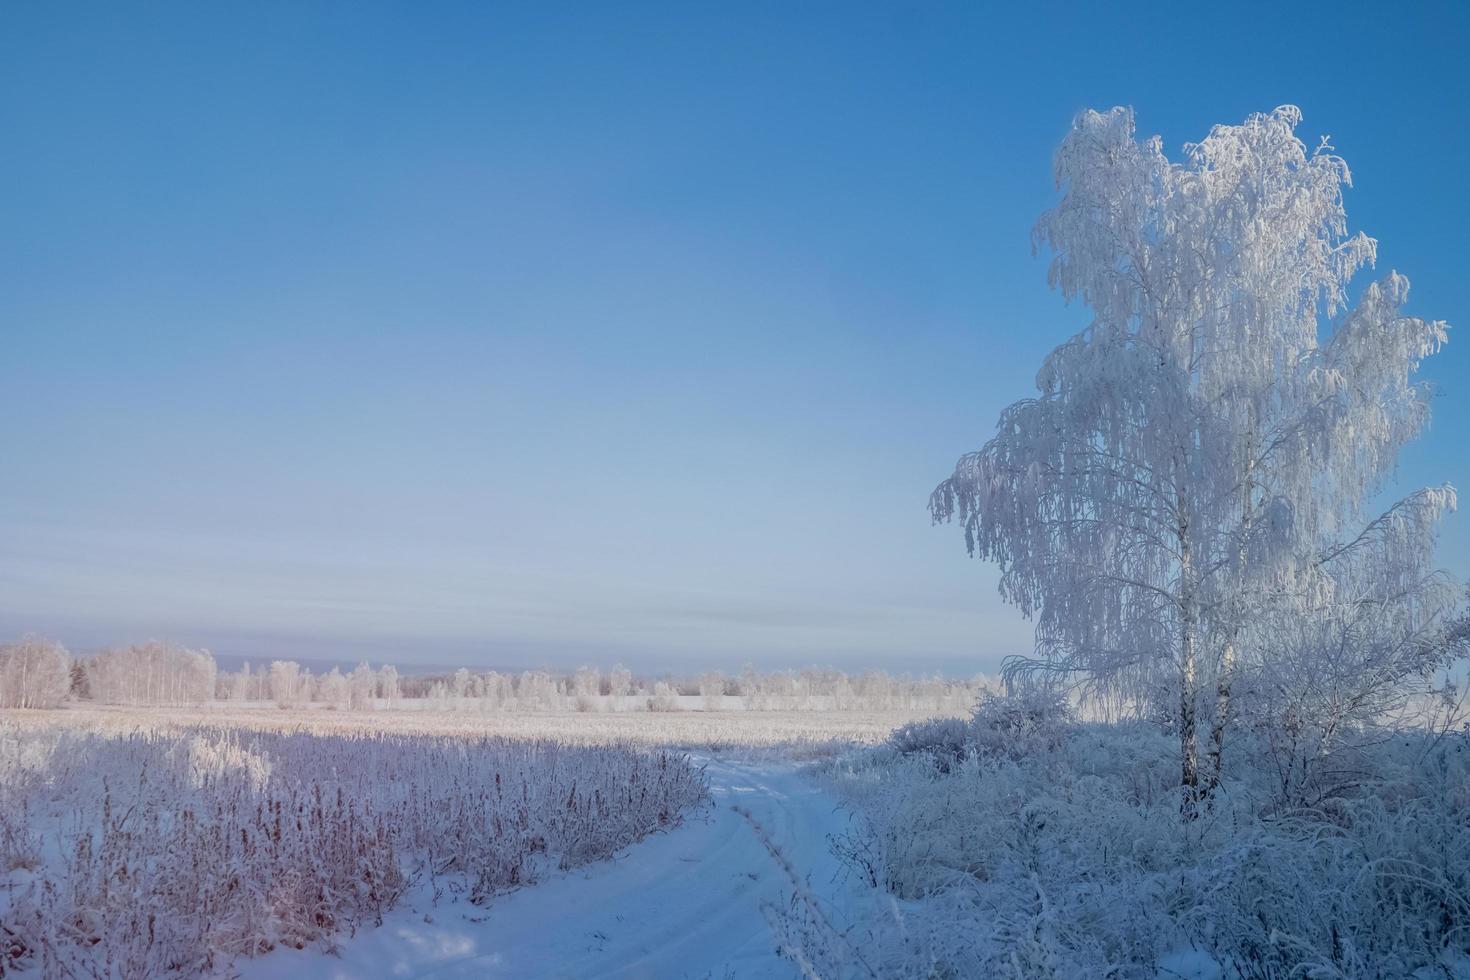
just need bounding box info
[235,758,858,980]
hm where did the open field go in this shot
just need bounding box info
[3,704,961,753]
[5,700,1469,979]
[0,704,968,978]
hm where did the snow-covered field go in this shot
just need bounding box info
[0,711,712,978]
[0,706,948,979]
[20,704,948,755]
[6,697,1467,979]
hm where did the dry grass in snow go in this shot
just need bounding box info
[0,710,708,979]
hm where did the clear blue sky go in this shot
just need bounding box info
[2,1,1467,673]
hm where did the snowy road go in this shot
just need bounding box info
[236,758,858,980]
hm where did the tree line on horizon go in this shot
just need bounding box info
[0,635,989,712]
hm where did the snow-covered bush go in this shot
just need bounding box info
[789,722,1470,978]
[968,687,1074,761]
[885,716,972,771]
[0,717,707,978]
[883,688,1075,774]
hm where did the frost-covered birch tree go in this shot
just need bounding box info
[932,106,1457,807]
[86,641,217,706]
[0,636,71,708]
[269,659,308,708]
[377,664,401,704]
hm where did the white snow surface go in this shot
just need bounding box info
[236,758,859,980]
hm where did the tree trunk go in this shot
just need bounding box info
[1178,500,1201,818]
[1179,617,1200,817]
[1205,641,1233,796]
[1206,417,1254,797]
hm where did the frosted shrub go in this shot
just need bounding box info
[1189,742,1470,978]
[167,731,274,792]
[883,689,1074,774]
[968,688,1074,761]
[0,719,707,978]
[885,716,971,771]
[794,724,1470,978]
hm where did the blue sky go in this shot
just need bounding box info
[2,1,1467,673]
